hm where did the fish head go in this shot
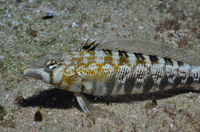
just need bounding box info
[23,59,65,85]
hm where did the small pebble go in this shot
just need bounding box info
[0,55,4,59]
[54,119,57,123]
[34,110,43,122]
[42,12,55,19]
[28,0,34,3]
[186,92,193,98]
[48,111,52,115]
[138,26,144,30]
[26,28,38,37]
[0,105,6,120]
[15,96,26,105]
[71,22,78,28]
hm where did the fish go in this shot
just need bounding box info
[23,39,200,113]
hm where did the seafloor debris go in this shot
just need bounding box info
[26,28,38,37]
[0,105,6,120]
[34,110,43,122]
[42,12,55,19]
[144,98,158,110]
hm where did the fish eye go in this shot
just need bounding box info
[50,59,57,65]
[44,59,58,73]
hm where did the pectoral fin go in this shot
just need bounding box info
[75,92,94,113]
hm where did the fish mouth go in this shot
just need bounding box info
[23,67,51,83]
[23,68,43,80]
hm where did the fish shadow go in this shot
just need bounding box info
[17,87,200,110]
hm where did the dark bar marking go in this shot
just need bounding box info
[103,50,113,63]
[134,53,145,59]
[177,61,184,66]
[173,77,182,87]
[124,76,136,94]
[143,76,154,93]
[134,53,146,64]
[82,41,98,51]
[118,51,129,58]
[103,49,113,56]
[159,76,169,90]
[81,85,86,92]
[115,83,123,93]
[164,57,174,65]
[149,55,159,64]
[105,76,116,95]
[118,72,128,82]
[82,45,92,50]
[118,50,129,64]
[186,76,194,85]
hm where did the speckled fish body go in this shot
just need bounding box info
[23,45,200,113]
[31,50,200,96]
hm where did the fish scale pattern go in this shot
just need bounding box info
[58,50,200,96]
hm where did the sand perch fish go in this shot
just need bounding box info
[23,40,200,112]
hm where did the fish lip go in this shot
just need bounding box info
[23,68,43,80]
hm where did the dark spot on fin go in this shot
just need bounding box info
[118,51,129,64]
[143,77,154,93]
[134,53,146,64]
[149,55,159,64]
[78,39,99,52]
[164,57,173,65]
[159,76,168,90]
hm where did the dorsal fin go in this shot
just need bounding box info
[96,39,200,66]
[77,39,99,52]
